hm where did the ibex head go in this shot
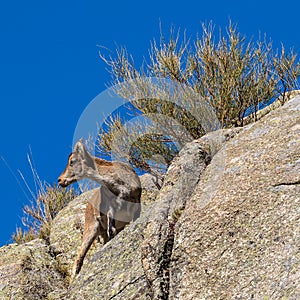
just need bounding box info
[58,140,95,187]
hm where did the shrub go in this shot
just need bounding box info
[12,153,77,244]
[12,184,77,244]
[99,21,300,177]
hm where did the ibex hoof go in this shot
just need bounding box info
[108,227,117,241]
[69,272,77,284]
[69,262,81,283]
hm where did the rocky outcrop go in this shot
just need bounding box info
[169,96,300,299]
[139,173,161,206]
[67,131,221,299]
[0,174,162,299]
[0,239,66,299]
[0,95,299,299]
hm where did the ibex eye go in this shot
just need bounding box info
[70,159,76,166]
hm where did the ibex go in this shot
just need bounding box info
[58,140,141,277]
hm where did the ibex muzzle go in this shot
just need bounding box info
[58,154,78,187]
[58,153,82,187]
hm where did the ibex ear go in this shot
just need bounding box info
[73,140,86,155]
[73,140,95,167]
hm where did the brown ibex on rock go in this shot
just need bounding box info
[58,140,141,278]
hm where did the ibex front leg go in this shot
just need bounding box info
[72,222,99,278]
[71,201,102,279]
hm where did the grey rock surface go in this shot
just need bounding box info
[0,95,299,299]
[170,95,300,299]
[0,239,66,299]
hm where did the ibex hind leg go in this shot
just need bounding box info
[107,212,117,241]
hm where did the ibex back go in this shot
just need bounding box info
[58,140,141,278]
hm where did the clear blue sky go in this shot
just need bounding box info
[0,0,299,246]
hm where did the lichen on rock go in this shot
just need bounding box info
[0,95,299,299]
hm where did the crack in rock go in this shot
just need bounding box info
[109,275,146,300]
[273,180,300,187]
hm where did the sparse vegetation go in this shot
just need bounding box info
[12,154,77,244]
[98,21,300,178]
[12,185,77,244]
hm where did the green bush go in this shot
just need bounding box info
[99,21,300,177]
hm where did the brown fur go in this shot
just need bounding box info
[73,188,128,276]
[58,141,141,279]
